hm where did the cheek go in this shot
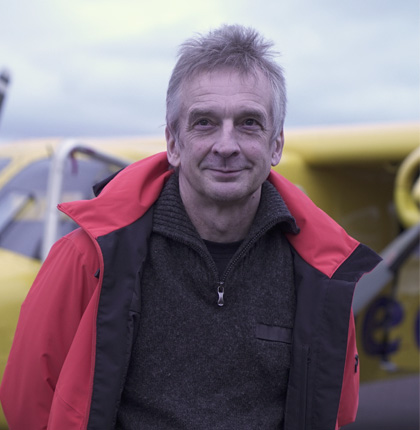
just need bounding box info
[183,140,213,162]
[243,143,271,163]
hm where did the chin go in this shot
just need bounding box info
[205,185,257,204]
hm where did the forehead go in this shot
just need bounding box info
[179,68,273,118]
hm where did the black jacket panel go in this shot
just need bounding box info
[87,208,153,430]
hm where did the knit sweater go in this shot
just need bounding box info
[117,175,299,429]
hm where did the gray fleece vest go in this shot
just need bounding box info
[117,175,299,430]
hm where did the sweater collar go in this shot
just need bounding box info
[152,174,299,249]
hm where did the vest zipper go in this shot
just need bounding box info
[179,218,282,307]
[215,221,278,307]
[217,282,225,306]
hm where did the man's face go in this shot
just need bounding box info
[166,69,283,209]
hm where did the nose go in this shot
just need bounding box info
[212,122,240,158]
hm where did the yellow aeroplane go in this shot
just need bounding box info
[0,122,418,428]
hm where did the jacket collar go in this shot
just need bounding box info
[59,151,360,278]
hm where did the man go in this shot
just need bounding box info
[0,25,380,429]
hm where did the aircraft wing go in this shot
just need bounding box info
[284,122,419,165]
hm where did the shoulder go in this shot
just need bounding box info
[47,228,99,269]
[35,228,100,299]
[60,227,97,256]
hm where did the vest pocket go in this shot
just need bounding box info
[255,323,292,343]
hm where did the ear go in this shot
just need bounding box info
[166,126,181,167]
[271,129,284,166]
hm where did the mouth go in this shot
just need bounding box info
[211,168,241,173]
[206,166,245,173]
[205,168,245,180]
[208,168,243,175]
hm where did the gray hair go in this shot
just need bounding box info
[166,24,287,141]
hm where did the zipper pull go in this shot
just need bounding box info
[217,283,225,307]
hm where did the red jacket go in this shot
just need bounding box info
[0,152,381,429]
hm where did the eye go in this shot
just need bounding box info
[244,119,257,126]
[242,118,262,130]
[193,118,214,130]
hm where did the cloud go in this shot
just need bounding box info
[0,0,418,140]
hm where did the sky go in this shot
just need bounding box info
[0,0,418,141]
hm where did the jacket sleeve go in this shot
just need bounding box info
[0,229,99,430]
[335,310,359,429]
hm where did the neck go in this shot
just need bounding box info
[180,189,261,243]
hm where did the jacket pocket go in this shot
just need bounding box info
[299,344,311,430]
[284,344,311,430]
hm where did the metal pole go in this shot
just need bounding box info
[41,139,130,260]
[0,70,11,125]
